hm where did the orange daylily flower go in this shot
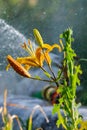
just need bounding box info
[16,40,61,67]
[16,47,44,68]
[6,29,61,77]
[33,28,61,52]
[33,28,61,64]
[6,42,45,73]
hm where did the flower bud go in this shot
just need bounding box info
[7,55,30,78]
[33,29,43,47]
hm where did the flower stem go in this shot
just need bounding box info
[42,50,59,87]
[28,76,54,83]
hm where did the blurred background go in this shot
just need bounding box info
[0,0,87,105]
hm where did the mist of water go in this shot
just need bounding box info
[0,19,29,69]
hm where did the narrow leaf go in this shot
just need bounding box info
[44,71,51,78]
[34,75,41,80]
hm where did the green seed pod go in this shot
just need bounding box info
[33,29,44,47]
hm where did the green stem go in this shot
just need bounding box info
[42,50,59,87]
[28,76,54,83]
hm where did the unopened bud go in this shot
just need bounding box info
[33,29,43,47]
[7,55,30,78]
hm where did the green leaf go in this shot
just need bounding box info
[60,34,63,38]
[57,109,67,129]
[56,70,62,81]
[52,104,59,114]
[34,75,41,80]
[44,71,51,78]
[28,117,32,130]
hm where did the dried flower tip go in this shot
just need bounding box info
[33,28,43,47]
[21,42,27,49]
[30,105,49,123]
[59,39,64,50]
[7,55,30,78]
[11,115,23,130]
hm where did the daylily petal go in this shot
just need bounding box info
[42,44,52,50]
[7,55,31,78]
[35,47,44,66]
[42,43,61,52]
[23,65,31,71]
[35,47,42,61]
[51,44,61,52]
[6,64,11,71]
[39,54,45,66]
[17,56,43,67]
[43,52,51,65]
